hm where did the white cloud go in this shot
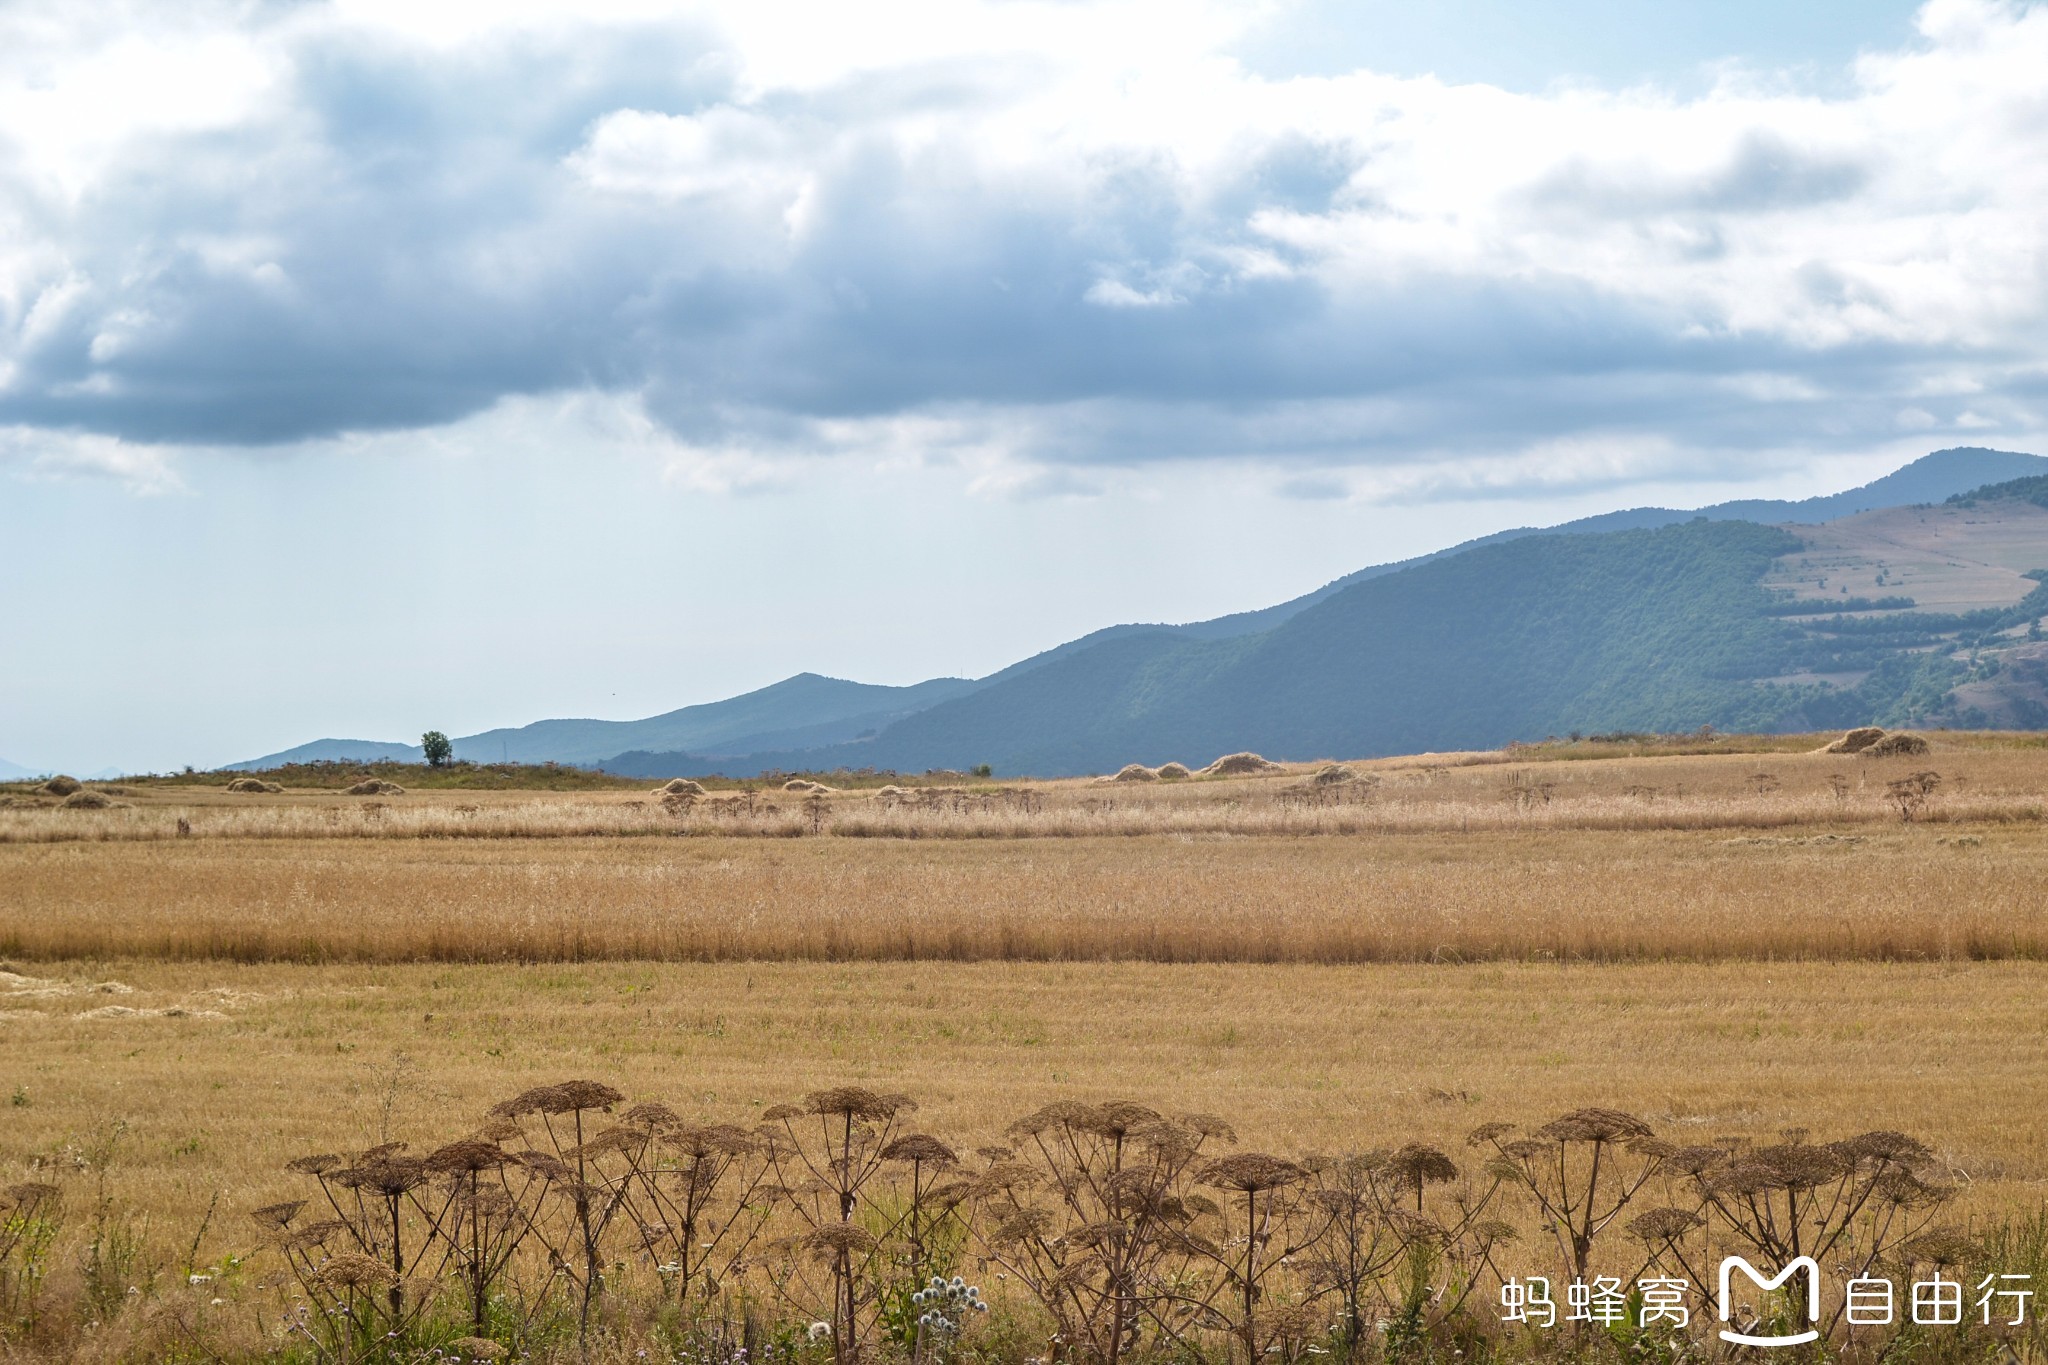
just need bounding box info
[0,0,2043,498]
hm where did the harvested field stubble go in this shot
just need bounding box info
[3,824,2047,963]
[7,959,2048,1235]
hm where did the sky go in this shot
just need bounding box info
[4,0,2045,774]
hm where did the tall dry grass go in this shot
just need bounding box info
[3,824,2044,964]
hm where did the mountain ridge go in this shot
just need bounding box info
[234,446,2048,776]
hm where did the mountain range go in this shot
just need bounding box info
[237,446,2048,778]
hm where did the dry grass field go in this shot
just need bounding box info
[3,956,2047,1230]
[3,738,2044,964]
[3,733,2048,1362]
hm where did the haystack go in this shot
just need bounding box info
[1866,732,1931,757]
[653,778,705,796]
[874,785,908,799]
[1201,752,1283,776]
[1312,763,1357,786]
[226,777,284,794]
[1109,763,1159,783]
[37,775,82,797]
[1155,762,1192,780]
[783,779,833,793]
[61,789,112,810]
[345,778,406,796]
[1819,727,1887,755]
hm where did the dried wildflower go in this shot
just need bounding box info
[248,1200,306,1230]
[1838,1130,1934,1166]
[1466,1123,1515,1146]
[1470,1218,1518,1244]
[1627,1207,1704,1242]
[283,1219,352,1252]
[1869,1168,1952,1209]
[335,1153,428,1197]
[1181,1112,1238,1142]
[1536,1108,1654,1144]
[881,1134,959,1167]
[1009,1100,1096,1136]
[566,1127,643,1160]
[1665,1144,1725,1176]
[620,1101,684,1132]
[1901,1228,1978,1267]
[803,1086,915,1120]
[491,1080,623,1117]
[1747,1143,1853,1190]
[508,1150,573,1182]
[286,1154,343,1176]
[1384,1144,1459,1189]
[3,1182,59,1213]
[425,1140,507,1175]
[804,1221,878,1256]
[1198,1153,1306,1193]
[1081,1100,1164,1140]
[317,1252,398,1291]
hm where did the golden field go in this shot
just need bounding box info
[2,739,2045,964]
[3,734,2048,1361]
[6,958,2048,1236]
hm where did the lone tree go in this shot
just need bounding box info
[421,731,454,768]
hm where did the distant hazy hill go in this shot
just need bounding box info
[1143,446,2048,644]
[0,757,47,780]
[241,446,2048,777]
[233,672,977,771]
[603,521,1833,776]
[611,501,2048,777]
[236,738,427,767]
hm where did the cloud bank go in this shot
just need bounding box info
[2,0,2045,495]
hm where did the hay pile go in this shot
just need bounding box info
[783,779,833,793]
[1818,727,1887,755]
[1201,752,1283,777]
[653,778,706,796]
[1311,763,1357,786]
[1108,763,1159,783]
[61,789,113,810]
[1155,762,1191,780]
[37,775,82,797]
[226,777,284,794]
[1866,732,1931,757]
[874,785,909,799]
[345,778,406,796]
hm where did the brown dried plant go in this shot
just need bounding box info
[1179,1152,1310,1365]
[971,1100,1234,1365]
[758,1086,919,1365]
[1691,1130,1952,1333]
[1470,1108,1663,1286]
[613,1105,776,1312]
[488,1079,631,1346]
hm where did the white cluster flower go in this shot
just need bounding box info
[807,1322,832,1342]
[911,1275,988,1337]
